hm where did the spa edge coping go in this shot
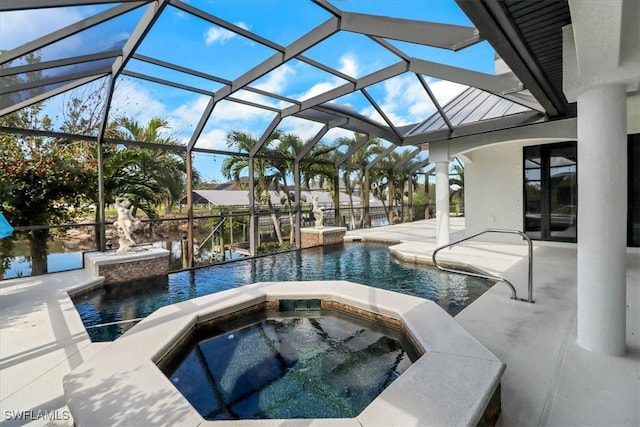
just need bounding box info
[63,280,505,427]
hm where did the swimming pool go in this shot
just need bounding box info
[73,242,492,341]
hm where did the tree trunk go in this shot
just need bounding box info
[425,175,430,219]
[288,210,295,244]
[381,198,388,220]
[30,229,49,275]
[267,200,284,245]
[333,173,341,227]
[332,191,340,227]
[281,177,295,244]
[362,169,370,228]
[348,193,356,230]
[407,178,414,222]
[163,194,172,214]
[219,231,225,261]
[387,175,394,225]
[94,209,103,251]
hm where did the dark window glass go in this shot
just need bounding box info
[629,134,640,247]
[524,142,577,242]
[524,146,542,240]
[548,145,577,239]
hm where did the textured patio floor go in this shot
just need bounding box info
[347,218,639,427]
[0,218,638,426]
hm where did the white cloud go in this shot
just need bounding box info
[108,77,276,140]
[107,77,281,149]
[195,128,228,150]
[279,117,324,141]
[429,79,467,106]
[359,74,467,127]
[236,64,296,110]
[323,126,355,143]
[170,95,279,149]
[338,53,359,77]
[253,64,294,94]
[359,105,379,121]
[294,52,359,101]
[211,99,275,123]
[204,27,236,45]
[382,75,407,105]
[297,80,343,101]
[204,21,249,45]
[187,52,362,143]
[98,32,130,52]
[357,75,420,126]
[111,80,168,124]
[0,8,86,51]
[0,8,91,63]
[167,95,211,137]
[383,75,432,125]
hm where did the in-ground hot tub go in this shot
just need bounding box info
[158,299,421,420]
[64,281,505,426]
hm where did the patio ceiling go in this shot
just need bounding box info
[0,0,573,168]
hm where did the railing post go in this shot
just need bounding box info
[432,228,534,303]
[525,234,534,303]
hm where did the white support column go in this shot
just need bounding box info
[563,0,639,356]
[576,84,627,356]
[435,160,450,246]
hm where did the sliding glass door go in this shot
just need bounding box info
[524,142,577,242]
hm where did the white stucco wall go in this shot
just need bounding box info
[463,142,525,235]
[457,93,637,238]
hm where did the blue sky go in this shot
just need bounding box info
[1,1,497,182]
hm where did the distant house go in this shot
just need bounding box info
[211,177,250,191]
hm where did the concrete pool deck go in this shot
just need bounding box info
[1,218,638,426]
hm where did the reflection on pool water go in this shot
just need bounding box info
[161,306,416,420]
[73,242,492,341]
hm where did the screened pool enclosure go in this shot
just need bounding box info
[0,0,574,276]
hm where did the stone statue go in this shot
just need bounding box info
[311,195,324,229]
[115,197,140,254]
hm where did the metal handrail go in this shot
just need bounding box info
[432,228,534,303]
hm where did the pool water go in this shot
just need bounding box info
[73,242,491,341]
[162,309,414,420]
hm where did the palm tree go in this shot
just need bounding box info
[375,150,420,224]
[222,130,284,245]
[335,133,383,228]
[449,162,465,215]
[76,116,190,247]
[273,133,338,241]
[271,132,304,244]
[298,142,343,226]
[73,117,188,248]
[59,89,194,248]
[110,117,188,215]
[369,167,388,221]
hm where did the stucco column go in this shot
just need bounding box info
[577,83,627,356]
[435,160,450,246]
